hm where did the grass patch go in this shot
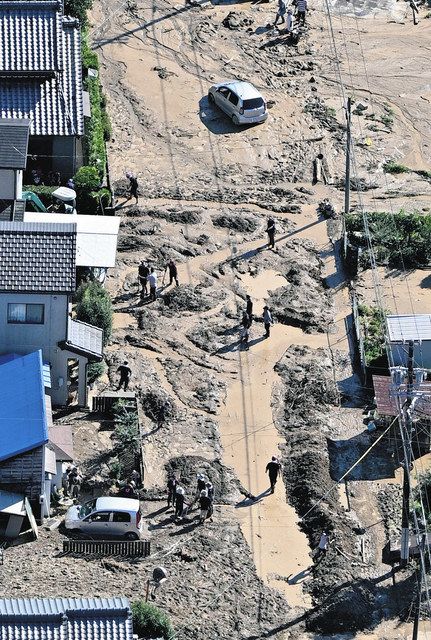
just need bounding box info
[383,161,410,174]
[358,304,386,366]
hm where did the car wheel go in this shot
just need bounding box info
[232,114,239,125]
[125,532,139,541]
[208,92,215,103]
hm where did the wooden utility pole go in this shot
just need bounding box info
[344,96,352,218]
[400,340,415,567]
[412,536,425,640]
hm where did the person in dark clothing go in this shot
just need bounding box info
[266,217,276,249]
[199,490,212,524]
[138,261,150,298]
[241,311,251,329]
[167,475,177,508]
[263,306,274,339]
[265,456,282,493]
[164,260,179,287]
[175,486,185,519]
[126,172,139,204]
[246,295,253,322]
[117,361,132,391]
[206,481,214,519]
[120,480,138,499]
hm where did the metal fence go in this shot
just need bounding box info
[63,539,150,558]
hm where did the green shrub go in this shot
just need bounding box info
[64,0,93,26]
[23,185,56,208]
[81,30,99,71]
[415,169,431,180]
[75,281,112,345]
[74,165,100,190]
[383,161,410,174]
[358,304,386,366]
[87,361,106,384]
[73,166,110,214]
[131,601,174,640]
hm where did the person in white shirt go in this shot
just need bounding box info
[286,9,294,32]
[315,531,329,560]
[148,269,158,301]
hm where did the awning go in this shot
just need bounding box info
[49,424,73,461]
[60,318,103,361]
[0,491,26,516]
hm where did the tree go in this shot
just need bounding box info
[131,601,173,640]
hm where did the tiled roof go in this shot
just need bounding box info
[0,12,84,136]
[0,597,134,640]
[373,374,431,417]
[0,118,30,168]
[0,1,62,76]
[0,221,76,293]
[64,318,103,360]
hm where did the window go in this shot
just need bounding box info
[243,98,264,110]
[84,511,111,523]
[113,512,131,523]
[7,303,44,324]
[229,92,239,106]
[218,87,229,98]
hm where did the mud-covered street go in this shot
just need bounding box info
[2,0,431,637]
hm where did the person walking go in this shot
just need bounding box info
[315,531,330,560]
[263,306,274,338]
[199,489,212,524]
[274,0,287,26]
[117,361,132,391]
[175,486,186,520]
[286,8,294,32]
[206,481,214,520]
[266,217,276,249]
[265,456,282,493]
[167,474,177,508]
[138,261,150,298]
[126,172,139,204]
[246,295,253,322]
[164,260,179,287]
[148,268,158,302]
[296,0,307,25]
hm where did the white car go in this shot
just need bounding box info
[208,81,268,125]
[65,497,143,540]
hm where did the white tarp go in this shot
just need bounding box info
[24,212,121,268]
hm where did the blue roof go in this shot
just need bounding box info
[0,351,48,462]
[0,353,51,388]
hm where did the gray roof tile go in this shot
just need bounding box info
[0,222,76,293]
[0,597,133,640]
[0,118,30,168]
[0,10,84,136]
[65,318,103,359]
[0,1,62,76]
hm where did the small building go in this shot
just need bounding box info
[0,118,30,221]
[386,314,431,369]
[0,222,103,406]
[24,211,121,280]
[0,351,56,524]
[0,0,84,179]
[0,597,134,640]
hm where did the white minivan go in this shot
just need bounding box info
[65,497,143,540]
[208,81,268,125]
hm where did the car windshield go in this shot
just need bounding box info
[243,98,264,110]
[79,499,97,518]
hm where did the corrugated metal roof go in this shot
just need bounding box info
[0,13,84,136]
[0,199,25,222]
[387,314,431,342]
[0,1,62,76]
[0,118,30,168]
[65,318,103,359]
[0,597,133,640]
[24,212,121,267]
[0,221,76,293]
[373,374,431,417]
[0,351,48,462]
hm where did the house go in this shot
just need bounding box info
[0,221,103,406]
[0,118,30,221]
[0,597,134,640]
[0,0,84,179]
[0,351,57,526]
[24,211,121,280]
[386,314,431,369]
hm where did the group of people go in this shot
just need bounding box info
[61,465,83,500]
[274,0,307,30]
[138,260,179,302]
[118,470,141,498]
[240,295,275,347]
[167,473,215,525]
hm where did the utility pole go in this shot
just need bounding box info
[400,340,415,566]
[412,534,425,640]
[343,96,352,257]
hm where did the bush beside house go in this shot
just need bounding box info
[75,281,113,345]
[131,601,174,640]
